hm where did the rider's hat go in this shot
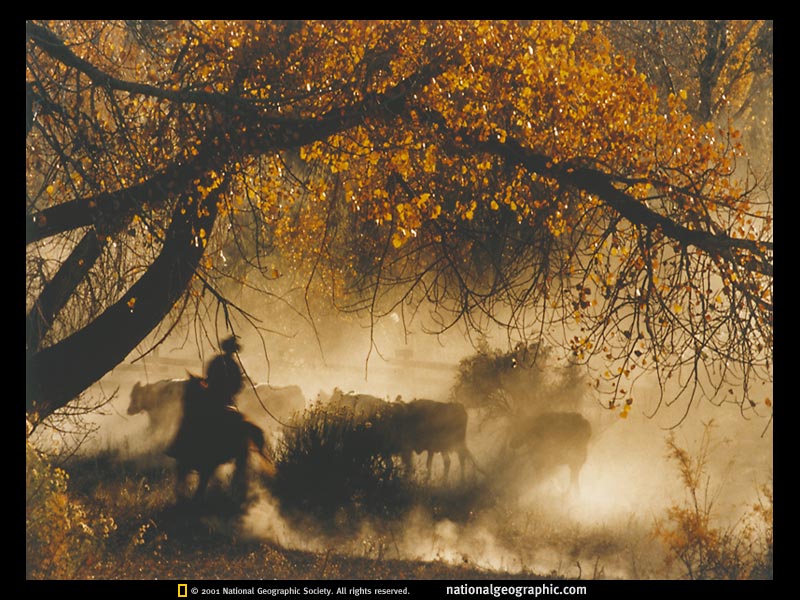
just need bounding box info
[220,335,241,354]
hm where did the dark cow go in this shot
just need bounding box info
[508,411,592,496]
[379,399,480,483]
[167,376,275,503]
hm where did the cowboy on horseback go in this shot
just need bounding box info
[164,336,274,506]
[166,336,255,502]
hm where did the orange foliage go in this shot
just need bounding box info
[26,20,772,415]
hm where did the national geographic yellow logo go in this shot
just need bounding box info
[178,584,188,597]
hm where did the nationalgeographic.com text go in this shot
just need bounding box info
[446,584,588,598]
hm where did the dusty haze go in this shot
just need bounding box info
[30,299,773,579]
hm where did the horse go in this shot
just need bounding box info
[166,375,275,504]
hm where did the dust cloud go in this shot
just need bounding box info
[235,384,769,578]
[33,301,772,580]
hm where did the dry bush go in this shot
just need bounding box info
[270,403,491,537]
[653,422,773,580]
[26,442,117,579]
[270,404,410,527]
[450,339,587,418]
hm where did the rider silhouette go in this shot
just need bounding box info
[166,335,244,463]
[205,335,244,410]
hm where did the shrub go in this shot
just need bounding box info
[653,422,773,580]
[270,404,410,527]
[26,442,117,579]
[449,339,587,417]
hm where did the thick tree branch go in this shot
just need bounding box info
[396,101,771,280]
[27,50,443,246]
[27,21,232,109]
[26,184,224,421]
[475,136,774,279]
[26,155,209,246]
[26,230,107,355]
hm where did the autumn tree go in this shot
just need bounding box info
[602,21,772,118]
[26,20,772,427]
[602,20,773,177]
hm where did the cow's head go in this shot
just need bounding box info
[128,382,143,415]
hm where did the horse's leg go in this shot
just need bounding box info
[175,463,191,503]
[231,445,250,503]
[193,468,212,505]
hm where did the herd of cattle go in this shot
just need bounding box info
[126,377,593,497]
